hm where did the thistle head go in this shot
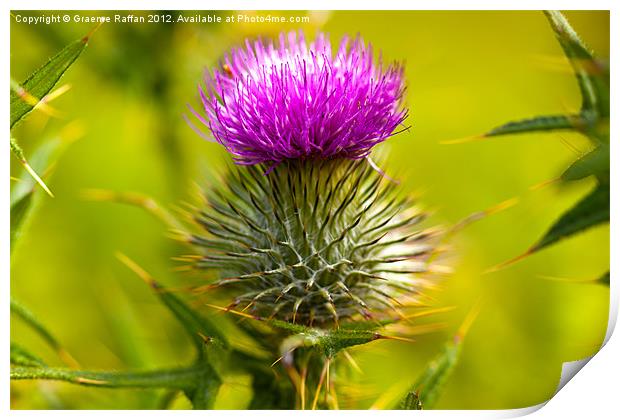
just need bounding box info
[185,32,439,329]
[187,160,439,327]
[193,31,407,166]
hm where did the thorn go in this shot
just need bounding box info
[270,354,285,368]
[366,156,400,185]
[557,133,583,155]
[451,197,519,233]
[440,134,484,145]
[529,177,560,191]
[81,189,181,230]
[76,377,108,385]
[300,363,307,410]
[311,358,329,410]
[455,298,482,343]
[205,303,262,321]
[197,332,212,345]
[482,248,534,274]
[537,274,594,283]
[401,306,456,320]
[82,21,104,43]
[325,357,331,406]
[58,348,80,369]
[115,252,159,288]
[485,197,520,216]
[22,161,54,197]
[377,334,416,344]
[39,84,72,104]
[342,350,362,374]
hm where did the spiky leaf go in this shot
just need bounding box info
[11,362,217,391]
[561,144,609,183]
[479,11,610,264]
[10,37,87,128]
[532,183,609,252]
[485,114,582,137]
[544,11,609,119]
[280,327,381,359]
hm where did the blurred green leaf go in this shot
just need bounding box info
[400,304,479,410]
[401,339,461,409]
[10,37,87,128]
[11,342,47,367]
[544,11,609,119]
[10,190,34,254]
[11,134,81,256]
[10,298,62,352]
[116,254,228,354]
[183,370,222,410]
[532,183,609,252]
[597,271,610,286]
[485,114,581,137]
[115,254,224,408]
[10,298,79,367]
[561,144,609,182]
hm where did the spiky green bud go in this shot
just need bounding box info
[187,159,438,327]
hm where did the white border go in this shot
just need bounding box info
[3,1,617,419]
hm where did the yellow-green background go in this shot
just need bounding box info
[10,10,610,409]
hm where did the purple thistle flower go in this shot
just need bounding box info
[190,31,408,166]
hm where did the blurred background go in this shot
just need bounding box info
[10,10,609,409]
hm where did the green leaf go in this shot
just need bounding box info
[117,254,228,354]
[10,190,34,254]
[11,342,46,367]
[400,305,478,410]
[10,36,87,128]
[532,183,609,252]
[10,298,62,352]
[11,135,80,254]
[597,271,610,286]
[401,339,462,409]
[401,391,423,410]
[485,114,582,137]
[279,326,382,359]
[160,290,229,352]
[116,254,224,408]
[205,304,385,359]
[561,144,609,183]
[10,362,216,391]
[10,137,54,198]
[183,370,222,410]
[544,11,609,119]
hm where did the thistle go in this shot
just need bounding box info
[191,31,407,166]
[188,31,438,328]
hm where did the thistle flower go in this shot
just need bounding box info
[186,32,439,328]
[192,31,408,166]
